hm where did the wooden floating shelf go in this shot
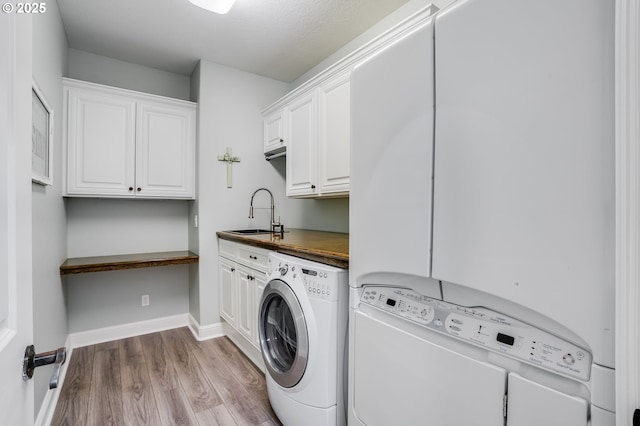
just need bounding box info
[60,250,199,275]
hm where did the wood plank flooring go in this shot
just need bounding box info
[51,328,281,426]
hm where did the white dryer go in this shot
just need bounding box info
[258,252,348,426]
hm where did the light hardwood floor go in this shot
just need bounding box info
[51,327,281,426]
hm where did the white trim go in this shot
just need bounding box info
[67,314,188,349]
[34,336,72,426]
[187,314,225,341]
[615,0,640,424]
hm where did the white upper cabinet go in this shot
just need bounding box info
[261,5,440,199]
[65,87,136,197]
[64,78,196,199]
[136,101,195,198]
[318,71,350,195]
[263,109,286,156]
[286,90,318,197]
[268,71,351,199]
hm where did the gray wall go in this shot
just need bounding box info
[31,0,69,417]
[68,48,191,100]
[189,60,291,326]
[65,198,191,333]
[64,55,193,333]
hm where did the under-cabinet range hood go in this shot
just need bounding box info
[265,145,285,161]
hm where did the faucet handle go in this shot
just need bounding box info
[271,217,284,236]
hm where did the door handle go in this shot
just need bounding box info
[22,345,67,389]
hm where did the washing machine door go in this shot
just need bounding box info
[259,278,309,388]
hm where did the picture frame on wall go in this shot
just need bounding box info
[31,79,53,186]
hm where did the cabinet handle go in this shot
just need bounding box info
[279,138,284,143]
[137,187,142,192]
[247,274,254,280]
[249,255,257,260]
[311,184,316,189]
[128,187,133,191]
[231,267,235,272]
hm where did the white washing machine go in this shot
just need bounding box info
[258,252,349,426]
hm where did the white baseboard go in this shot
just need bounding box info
[35,336,72,426]
[187,314,225,341]
[68,313,189,349]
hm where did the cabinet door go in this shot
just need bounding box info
[318,72,350,195]
[65,88,136,196]
[219,257,237,327]
[264,109,286,154]
[286,91,318,197]
[253,271,267,349]
[350,19,435,281]
[431,0,615,366]
[236,265,255,341]
[136,101,195,199]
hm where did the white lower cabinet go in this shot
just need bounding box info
[219,257,237,327]
[218,240,269,359]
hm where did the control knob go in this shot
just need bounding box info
[279,264,289,276]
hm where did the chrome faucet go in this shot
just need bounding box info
[249,188,282,233]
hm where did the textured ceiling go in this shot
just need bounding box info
[56,0,410,82]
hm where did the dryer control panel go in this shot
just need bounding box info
[360,286,592,382]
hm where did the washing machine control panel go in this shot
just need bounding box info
[360,286,592,382]
[273,261,340,301]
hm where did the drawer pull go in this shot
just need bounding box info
[249,255,258,260]
[231,267,235,272]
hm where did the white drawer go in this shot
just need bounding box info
[237,245,269,272]
[219,239,238,260]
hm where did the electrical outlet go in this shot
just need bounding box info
[141,294,150,306]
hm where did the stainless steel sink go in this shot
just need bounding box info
[227,229,274,235]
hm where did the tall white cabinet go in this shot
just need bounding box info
[63,78,196,199]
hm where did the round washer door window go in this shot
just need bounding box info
[258,279,309,388]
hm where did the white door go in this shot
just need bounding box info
[351,311,507,426]
[136,101,195,198]
[236,265,254,341]
[318,71,350,195]
[0,13,34,425]
[65,86,136,197]
[431,0,615,367]
[286,92,317,197]
[349,18,435,283]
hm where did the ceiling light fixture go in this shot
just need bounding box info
[188,0,237,14]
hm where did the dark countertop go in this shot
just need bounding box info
[60,251,199,275]
[217,228,349,269]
